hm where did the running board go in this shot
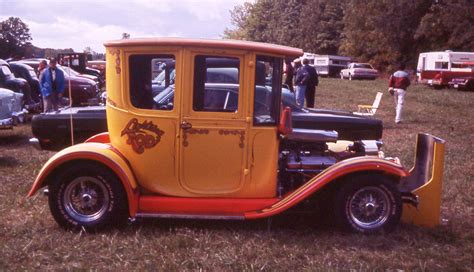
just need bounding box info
[135,213,245,220]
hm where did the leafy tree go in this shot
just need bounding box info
[340,0,431,70]
[0,17,32,59]
[299,0,344,54]
[415,0,474,52]
[224,0,473,71]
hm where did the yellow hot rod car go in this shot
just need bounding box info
[29,38,445,233]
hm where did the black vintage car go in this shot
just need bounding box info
[0,59,35,107]
[31,85,382,151]
[8,61,42,103]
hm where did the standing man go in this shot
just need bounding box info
[283,58,294,92]
[40,58,65,112]
[304,58,319,108]
[294,58,308,107]
[388,63,411,124]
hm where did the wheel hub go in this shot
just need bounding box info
[349,186,391,229]
[63,176,110,223]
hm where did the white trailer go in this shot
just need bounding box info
[302,53,352,77]
[417,51,474,84]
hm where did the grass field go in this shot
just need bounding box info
[0,78,472,270]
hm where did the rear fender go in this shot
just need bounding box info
[245,157,408,219]
[85,132,110,144]
[400,134,446,227]
[28,142,139,217]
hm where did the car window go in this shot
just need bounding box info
[193,56,240,112]
[29,70,38,79]
[253,55,282,126]
[129,54,176,110]
[1,66,12,76]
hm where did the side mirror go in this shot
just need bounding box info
[279,106,293,135]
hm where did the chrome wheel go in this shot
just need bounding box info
[348,186,391,230]
[63,176,110,223]
[335,174,402,233]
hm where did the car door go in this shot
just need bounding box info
[178,53,248,195]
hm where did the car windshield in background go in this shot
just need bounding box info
[354,63,373,69]
[28,70,37,79]
[1,66,12,76]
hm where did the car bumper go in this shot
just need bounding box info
[29,138,42,150]
[352,74,378,79]
[0,117,13,129]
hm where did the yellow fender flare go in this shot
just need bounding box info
[28,142,140,217]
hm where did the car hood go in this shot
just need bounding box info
[64,75,96,85]
[292,109,383,141]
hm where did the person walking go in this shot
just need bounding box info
[304,58,318,108]
[40,58,65,112]
[294,58,309,107]
[388,63,411,124]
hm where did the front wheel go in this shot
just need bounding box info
[334,174,402,233]
[48,162,128,231]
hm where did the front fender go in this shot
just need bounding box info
[28,142,139,217]
[245,156,408,219]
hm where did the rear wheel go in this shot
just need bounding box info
[334,174,402,233]
[48,162,128,231]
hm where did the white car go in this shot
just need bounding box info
[0,88,25,129]
[340,63,378,80]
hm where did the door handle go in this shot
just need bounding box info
[181,121,192,130]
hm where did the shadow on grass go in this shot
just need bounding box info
[0,156,20,167]
[0,133,29,146]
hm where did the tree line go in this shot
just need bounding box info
[223,0,474,71]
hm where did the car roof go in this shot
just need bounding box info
[104,38,303,57]
[9,61,35,71]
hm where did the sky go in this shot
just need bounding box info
[0,0,249,53]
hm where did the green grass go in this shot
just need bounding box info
[0,78,473,270]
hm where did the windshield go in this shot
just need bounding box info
[1,66,12,76]
[28,69,38,79]
[354,63,373,69]
[61,66,80,76]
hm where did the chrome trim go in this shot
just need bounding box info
[29,138,41,150]
[0,117,13,129]
[135,213,245,220]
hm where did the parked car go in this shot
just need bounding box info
[340,63,379,80]
[57,53,104,88]
[29,38,445,234]
[0,59,34,107]
[8,61,41,99]
[448,77,474,91]
[0,88,25,129]
[17,59,100,106]
[31,82,382,150]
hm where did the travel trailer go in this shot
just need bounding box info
[417,51,474,88]
[302,53,352,77]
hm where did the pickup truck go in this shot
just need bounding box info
[28,38,445,234]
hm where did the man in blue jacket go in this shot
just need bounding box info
[40,58,65,112]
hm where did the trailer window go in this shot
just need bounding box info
[435,61,448,70]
